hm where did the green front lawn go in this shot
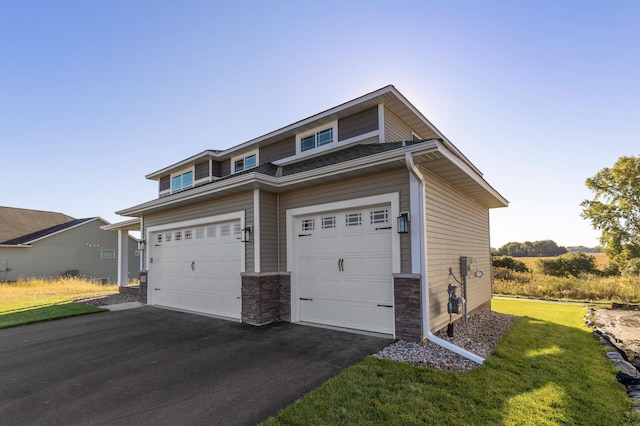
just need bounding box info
[0,296,105,329]
[264,299,636,425]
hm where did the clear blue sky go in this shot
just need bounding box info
[2,1,638,248]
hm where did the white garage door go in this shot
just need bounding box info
[295,206,394,334]
[149,220,242,319]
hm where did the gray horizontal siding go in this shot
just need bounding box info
[159,176,170,192]
[195,161,209,180]
[260,137,296,164]
[220,159,231,176]
[259,191,279,272]
[142,192,255,272]
[278,168,411,272]
[421,167,492,332]
[338,107,378,141]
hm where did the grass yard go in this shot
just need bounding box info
[263,299,637,425]
[0,277,117,329]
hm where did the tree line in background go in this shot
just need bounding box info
[492,155,640,289]
[491,240,598,257]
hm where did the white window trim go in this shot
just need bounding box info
[231,149,259,174]
[286,192,401,327]
[170,166,195,194]
[101,249,116,259]
[295,121,338,155]
[274,129,380,166]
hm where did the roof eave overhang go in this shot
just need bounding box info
[143,85,486,181]
[100,218,141,232]
[117,141,507,216]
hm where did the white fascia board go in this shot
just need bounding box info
[100,218,141,231]
[144,86,397,180]
[0,244,31,248]
[426,141,509,207]
[213,86,396,159]
[145,150,219,180]
[386,86,483,177]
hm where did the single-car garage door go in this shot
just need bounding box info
[295,206,394,334]
[149,220,242,319]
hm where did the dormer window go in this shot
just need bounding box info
[301,128,333,151]
[171,170,193,193]
[296,121,338,155]
[232,150,258,173]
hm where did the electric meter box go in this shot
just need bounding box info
[460,256,474,276]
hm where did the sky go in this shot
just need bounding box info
[1,1,638,248]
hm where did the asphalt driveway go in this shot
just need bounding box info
[0,307,391,425]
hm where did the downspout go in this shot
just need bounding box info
[405,152,484,365]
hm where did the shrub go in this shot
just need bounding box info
[492,256,529,272]
[622,258,640,276]
[601,262,621,277]
[536,252,597,277]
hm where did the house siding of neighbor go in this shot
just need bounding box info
[0,209,139,283]
[115,85,508,346]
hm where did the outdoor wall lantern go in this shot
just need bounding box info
[137,239,146,250]
[397,212,409,234]
[241,226,252,243]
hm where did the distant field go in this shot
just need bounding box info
[515,252,609,271]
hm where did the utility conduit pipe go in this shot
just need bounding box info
[405,152,485,365]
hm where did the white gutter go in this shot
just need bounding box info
[405,152,485,365]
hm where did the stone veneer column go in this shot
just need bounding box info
[241,272,291,326]
[393,273,422,341]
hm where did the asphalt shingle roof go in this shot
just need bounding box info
[0,207,76,243]
[1,218,94,245]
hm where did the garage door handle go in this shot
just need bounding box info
[155,288,161,291]
[377,304,393,308]
[300,297,313,301]
[376,226,392,230]
[191,261,195,271]
[338,258,344,272]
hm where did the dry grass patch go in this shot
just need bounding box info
[1,277,118,304]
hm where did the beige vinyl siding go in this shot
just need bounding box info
[421,166,492,332]
[142,191,254,271]
[259,191,278,271]
[279,168,411,271]
[260,137,296,164]
[385,107,418,142]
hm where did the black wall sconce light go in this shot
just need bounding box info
[397,212,410,234]
[241,226,252,243]
[137,239,146,250]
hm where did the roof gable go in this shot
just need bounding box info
[1,218,98,245]
[0,207,75,243]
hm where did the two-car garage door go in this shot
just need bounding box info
[148,220,242,319]
[295,206,394,334]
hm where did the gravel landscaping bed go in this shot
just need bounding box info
[374,310,518,372]
[74,293,139,306]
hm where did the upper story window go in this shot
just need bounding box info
[301,128,333,151]
[296,121,338,155]
[171,170,193,193]
[232,150,258,173]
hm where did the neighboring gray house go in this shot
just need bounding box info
[0,207,139,283]
[113,85,508,353]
